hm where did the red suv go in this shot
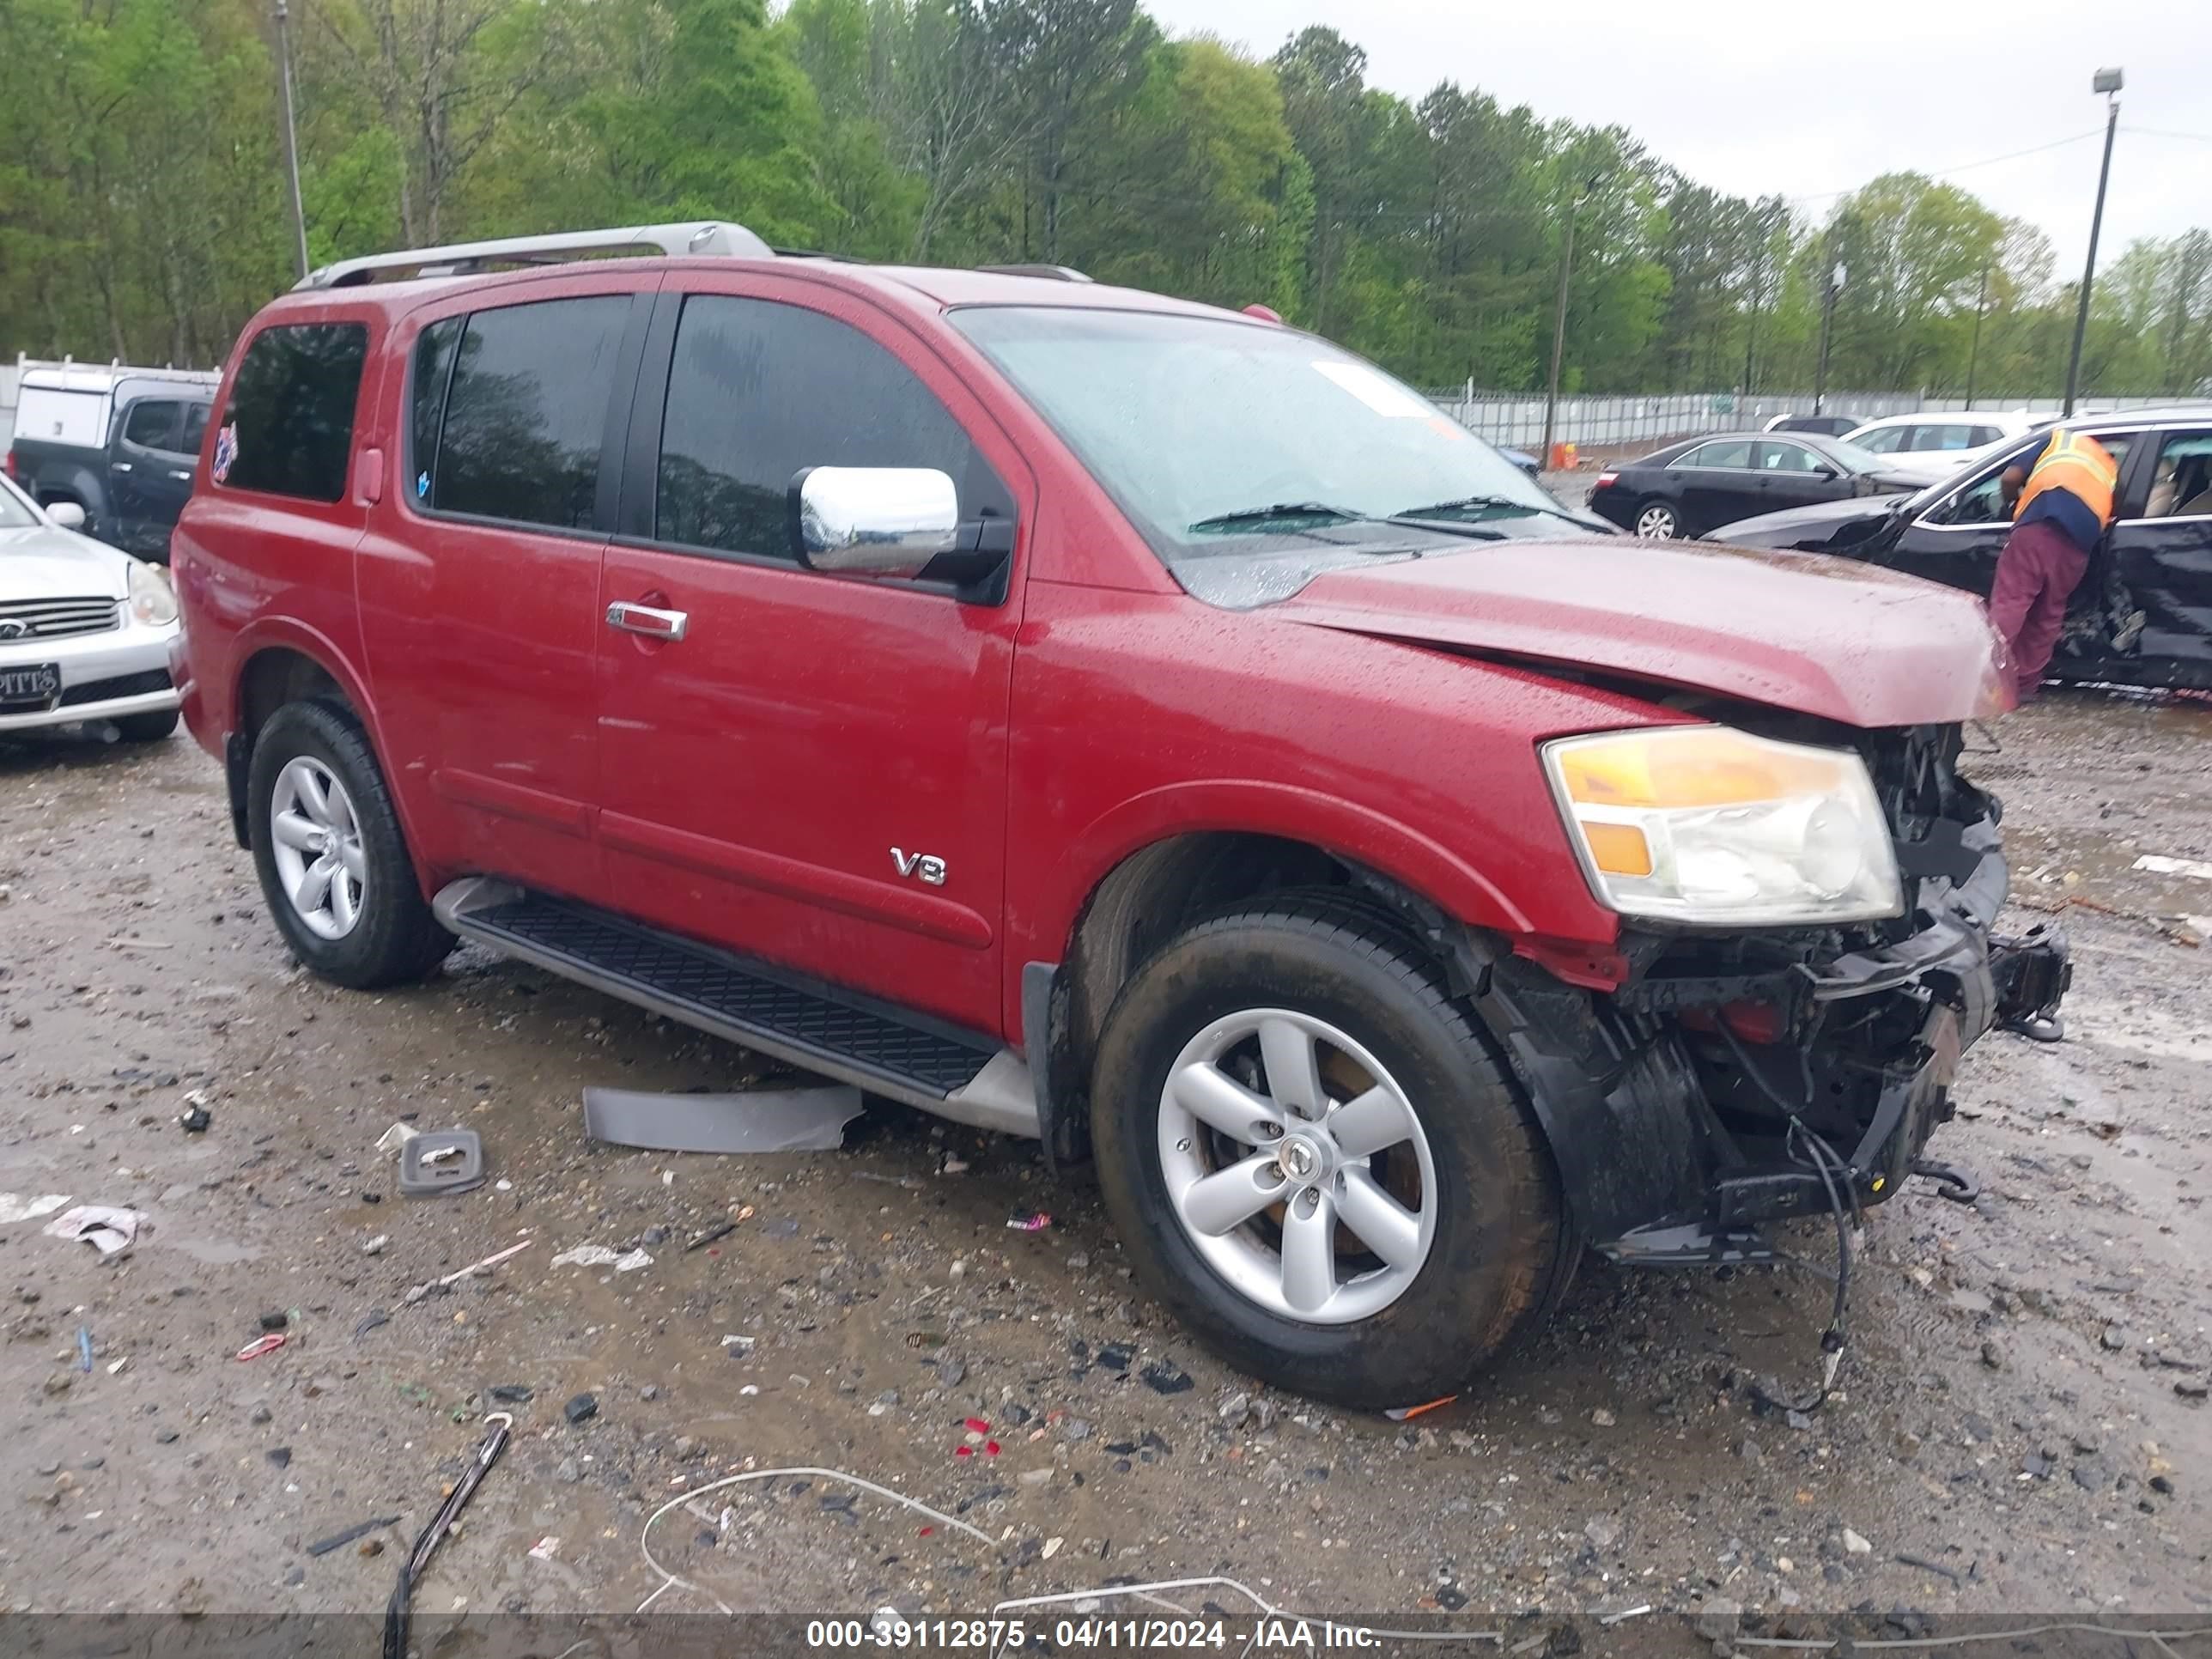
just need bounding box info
[173,223,2069,1408]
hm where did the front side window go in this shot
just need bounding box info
[1757,441,1818,472]
[655,295,1007,562]
[217,323,369,501]
[433,296,628,530]
[950,307,1573,587]
[1676,440,1754,470]
[1852,425,1906,453]
[1923,433,2136,526]
[123,400,179,449]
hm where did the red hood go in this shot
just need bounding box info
[1269,536,2010,727]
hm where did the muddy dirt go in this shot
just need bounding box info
[2,696,2206,1633]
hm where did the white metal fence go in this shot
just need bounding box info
[1425,388,2212,453]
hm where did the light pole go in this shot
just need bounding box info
[1540,173,1601,469]
[1812,252,1846,415]
[2063,66,2123,417]
[274,0,310,283]
[1964,258,1990,409]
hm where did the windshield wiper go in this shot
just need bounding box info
[1188,501,1365,532]
[1394,495,1591,531]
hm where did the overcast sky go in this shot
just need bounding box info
[1145,0,2209,282]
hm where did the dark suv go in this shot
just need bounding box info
[170,222,2069,1407]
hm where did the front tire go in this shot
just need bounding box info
[246,700,453,989]
[1090,902,1565,1409]
[1634,500,1680,539]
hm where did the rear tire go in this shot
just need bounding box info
[1090,901,1565,1409]
[246,699,453,989]
[1633,500,1680,539]
[114,708,179,742]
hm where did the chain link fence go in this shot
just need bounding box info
[1425,388,2211,453]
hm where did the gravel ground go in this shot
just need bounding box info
[2,695,2207,1636]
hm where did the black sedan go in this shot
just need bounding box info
[1586,431,1927,540]
[1706,410,2212,692]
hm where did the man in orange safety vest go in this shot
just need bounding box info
[1987,428,2119,704]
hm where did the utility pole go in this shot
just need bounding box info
[2063,67,2124,416]
[275,0,310,283]
[1541,173,1600,468]
[1964,258,1990,410]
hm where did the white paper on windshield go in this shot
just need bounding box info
[1310,360,1436,419]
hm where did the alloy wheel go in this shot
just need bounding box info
[1635,504,1678,538]
[268,757,367,941]
[1156,1008,1437,1324]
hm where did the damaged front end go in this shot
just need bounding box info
[1468,723,2069,1267]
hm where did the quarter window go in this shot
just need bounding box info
[218,324,369,501]
[179,403,210,457]
[654,295,1006,562]
[433,297,629,530]
[407,317,463,506]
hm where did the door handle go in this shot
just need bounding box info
[605,600,688,641]
[169,469,192,481]
[112,461,133,473]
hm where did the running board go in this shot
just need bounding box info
[433,878,1039,1137]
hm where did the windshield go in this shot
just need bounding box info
[0,477,42,530]
[951,307,1593,587]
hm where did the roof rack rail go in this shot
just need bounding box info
[975,264,1093,283]
[296,221,774,290]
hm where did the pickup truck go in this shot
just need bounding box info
[5,362,219,562]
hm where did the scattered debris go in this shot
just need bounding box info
[385,1413,512,1659]
[76,1326,93,1373]
[267,1446,293,1469]
[307,1516,401,1557]
[41,1205,146,1258]
[400,1235,534,1304]
[1598,1605,1652,1626]
[564,1392,599,1425]
[178,1090,212,1133]
[550,1244,653,1273]
[1140,1361,1194,1395]
[1590,1408,1618,1427]
[1006,1212,1053,1232]
[487,1383,533,1403]
[1842,1527,1873,1554]
[581,1083,863,1154]
[0,1193,71,1224]
[1384,1396,1457,1422]
[375,1122,421,1158]
[527,1535,561,1562]
[236,1333,289,1362]
[721,1334,757,1357]
[353,1310,390,1340]
[685,1219,740,1251]
[1896,1552,1963,1584]
[258,1310,290,1332]
[2134,853,2212,881]
[398,1130,486,1198]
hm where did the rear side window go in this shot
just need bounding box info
[431,297,628,529]
[180,402,210,457]
[123,400,180,449]
[654,295,1006,562]
[1675,439,1753,469]
[217,323,368,501]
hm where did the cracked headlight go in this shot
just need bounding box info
[127,559,177,628]
[1544,726,1902,927]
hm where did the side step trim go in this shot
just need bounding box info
[433,878,1039,1137]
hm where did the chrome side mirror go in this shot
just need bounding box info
[46,501,88,530]
[791,466,958,579]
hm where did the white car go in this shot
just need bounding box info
[0,471,182,740]
[1841,410,2054,480]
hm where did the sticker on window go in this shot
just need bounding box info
[211,422,239,484]
[1310,360,1435,419]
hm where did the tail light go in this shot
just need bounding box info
[2,448,15,479]
[1593,470,1618,489]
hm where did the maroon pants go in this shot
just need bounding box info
[1987,519,2088,702]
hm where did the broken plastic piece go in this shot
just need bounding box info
[375,1122,420,1157]
[581,1084,864,1155]
[1006,1212,1052,1232]
[0,1193,71,1224]
[42,1205,146,1257]
[528,1535,561,1562]
[237,1332,289,1361]
[398,1131,485,1197]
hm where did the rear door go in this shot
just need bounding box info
[592,275,1031,1032]
[1666,437,1759,534]
[356,274,653,904]
[2097,424,2212,684]
[109,398,183,551]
